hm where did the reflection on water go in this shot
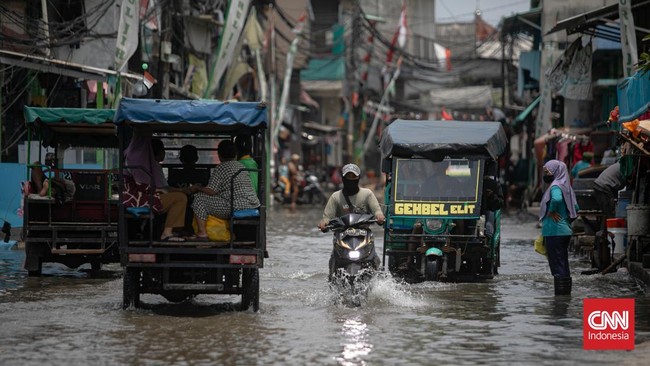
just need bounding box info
[0,210,649,365]
[337,316,372,365]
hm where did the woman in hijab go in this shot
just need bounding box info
[539,160,579,295]
[124,133,195,242]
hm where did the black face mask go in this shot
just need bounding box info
[543,175,554,184]
[342,177,360,196]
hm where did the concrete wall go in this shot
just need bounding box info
[51,0,119,71]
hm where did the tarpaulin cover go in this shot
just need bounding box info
[113,98,268,127]
[24,106,118,148]
[25,107,115,125]
[379,120,508,160]
[617,71,650,122]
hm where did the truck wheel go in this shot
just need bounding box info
[91,261,102,272]
[240,268,259,312]
[424,257,441,281]
[25,243,45,276]
[123,268,141,309]
[27,258,42,277]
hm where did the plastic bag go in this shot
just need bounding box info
[206,215,231,242]
[534,235,547,256]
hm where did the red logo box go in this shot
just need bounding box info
[583,298,635,350]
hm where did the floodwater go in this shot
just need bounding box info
[1,207,649,365]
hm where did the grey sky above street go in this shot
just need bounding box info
[435,0,531,26]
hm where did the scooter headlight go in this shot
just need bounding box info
[426,219,444,231]
[348,250,361,260]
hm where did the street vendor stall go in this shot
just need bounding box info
[616,70,650,273]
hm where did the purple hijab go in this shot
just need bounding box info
[124,135,167,188]
[539,160,578,221]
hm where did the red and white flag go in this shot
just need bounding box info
[386,0,408,65]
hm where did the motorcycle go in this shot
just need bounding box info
[273,170,327,205]
[322,213,380,305]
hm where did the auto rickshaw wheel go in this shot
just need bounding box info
[481,244,501,278]
[387,255,399,273]
[91,261,102,272]
[424,257,441,281]
[240,268,259,312]
[123,267,141,309]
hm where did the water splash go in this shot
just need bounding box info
[367,272,426,308]
[0,240,17,250]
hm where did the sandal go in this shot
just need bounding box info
[161,235,185,242]
[193,235,210,242]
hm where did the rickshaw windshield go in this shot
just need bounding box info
[394,158,481,203]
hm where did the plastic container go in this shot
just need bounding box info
[627,204,650,236]
[607,218,627,254]
[615,190,632,218]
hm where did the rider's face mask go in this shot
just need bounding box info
[342,175,360,195]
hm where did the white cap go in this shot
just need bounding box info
[342,163,361,177]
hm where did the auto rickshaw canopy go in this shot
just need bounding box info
[24,106,117,148]
[379,120,508,161]
[113,98,268,133]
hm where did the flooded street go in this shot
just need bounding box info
[1,207,649,365]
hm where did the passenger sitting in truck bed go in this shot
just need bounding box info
[124,134,199,242]
[235,135,259,193]
[191,140,260,241]
[30,153,75,204]
[169,144,209,236]
[168,144,210,189]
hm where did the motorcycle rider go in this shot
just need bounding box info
[319,164,385,267]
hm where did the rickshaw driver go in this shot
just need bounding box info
[318,163,385,268]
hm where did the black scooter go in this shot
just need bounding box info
[322,213,380,305]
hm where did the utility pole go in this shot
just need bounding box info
[346,3,360,162]
[153,1,172,99]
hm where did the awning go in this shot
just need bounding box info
[514,96,541,125]
[0,49,142,82]
[499,7,541,37]
[617,71,650,122]
[546,0,650,39]
[300,57,345,81]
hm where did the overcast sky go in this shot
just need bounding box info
[435,0,532,26]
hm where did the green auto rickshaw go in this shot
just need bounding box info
[379,120,508,282]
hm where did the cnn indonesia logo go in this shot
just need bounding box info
[583,298,635,350]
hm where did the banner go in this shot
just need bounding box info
[273,12,307,148]
[536,48,562,137]
[562,41,592,100]
[220,7,264,99]
[619,0,638,77]
[204,0,251,98]
[115,0,140,71]
[548,38,592,100]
